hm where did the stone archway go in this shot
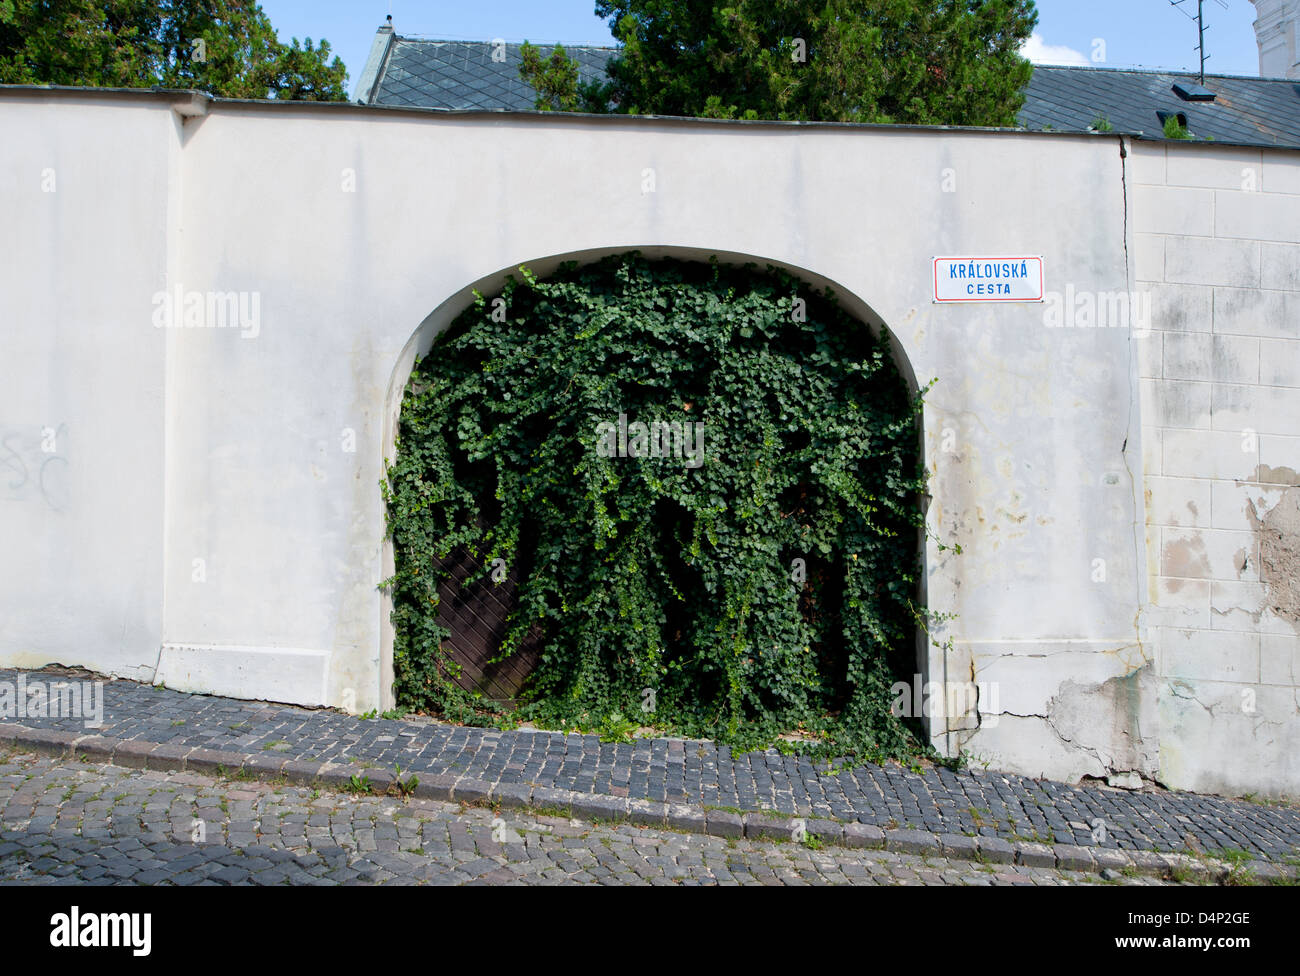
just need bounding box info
[379,247,931,750]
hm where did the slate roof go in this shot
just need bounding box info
[1021,64,1300,149]
[358,30,1300,150]
[359,32,616,111]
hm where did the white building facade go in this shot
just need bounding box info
[1254,0,1300,79]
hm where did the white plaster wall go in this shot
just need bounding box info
[0,93,175,682]
[156,102,1141,736]
[1131,139,1300,797]
[15,90,1293,796]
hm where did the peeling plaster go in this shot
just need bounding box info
[1247,487,1300,626]
[1161,534,1210,579]
[1047,664,1159,777]
[1252,464,1300,487]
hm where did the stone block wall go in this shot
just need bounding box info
[1131,140,1300,797]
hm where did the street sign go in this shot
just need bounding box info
[933,256,1044,303]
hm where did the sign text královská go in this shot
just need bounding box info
[933,256,1044,303]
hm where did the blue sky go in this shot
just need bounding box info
[255,1,1266,98]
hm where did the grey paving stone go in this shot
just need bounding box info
[938,833,980,860]
[570,794,626,823]
[627,800,667,827]
[1169,854,1214,882]
[976,836,1015,864]
[314,763,352,789]
[844,823,885,849]
[705,810,744,838]
[1054,844,1096,872]
[71,735,117,760]
[242,754,286,778]
[885,829,937,855]
[361,768,396,794]
[281,760,326,786]
[806,819,844,844]
[529,787,574,815]
[111,740,155,769]
[145,743,191,771]
[454,779,493,805]
[746,813,796,843]
[488,781,531,809]
[186,749,243,776]
[17,728,79,758]
[1129,850,1172,876]
[1247,860,1296,883]
[1092,848,1131,872]
[1015,842,1056,868]
[666,804,707,832]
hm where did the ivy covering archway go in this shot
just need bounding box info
[383,253,929,758]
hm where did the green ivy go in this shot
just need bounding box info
[382,252,931,760]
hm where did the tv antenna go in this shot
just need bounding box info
[1168,0,1230,84]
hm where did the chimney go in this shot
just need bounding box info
[1252,0,1300,78]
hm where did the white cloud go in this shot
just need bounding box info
[1020,32,1091,66]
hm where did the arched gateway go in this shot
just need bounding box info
[381,250,929,755]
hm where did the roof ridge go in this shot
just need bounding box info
[394,35,620,50]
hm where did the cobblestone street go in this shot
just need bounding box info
[0,750,1184,886]
[6,668,1298,873]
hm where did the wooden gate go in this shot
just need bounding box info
[431,526,543,704]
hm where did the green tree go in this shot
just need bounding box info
[0,0,347,100]
[524,0,1037,126]
[518,40,611,112]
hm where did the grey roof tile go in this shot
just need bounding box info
[1018,65,1300,148]
[368,36,1300,149]
[372,38,616,112]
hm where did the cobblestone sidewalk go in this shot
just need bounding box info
[3,667,1298,876]
[0,752,1178,886]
